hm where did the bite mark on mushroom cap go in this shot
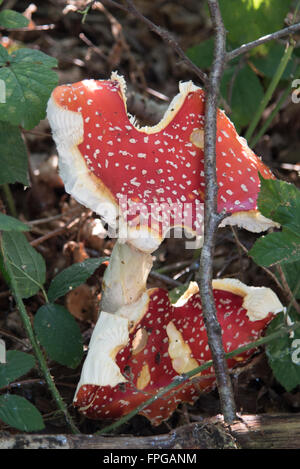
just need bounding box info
[73,280,283,426]
[47,73,277,253]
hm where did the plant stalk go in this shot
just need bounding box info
[2,184,17,218]
[0,237,79,434]
[245,42,294,143]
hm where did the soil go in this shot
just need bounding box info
[0,0,299,438]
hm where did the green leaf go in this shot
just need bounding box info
[250,178,300,267]
[220,0,292,50]
[221,64,264,129]
[257,176,300,236]
[186,38,215,70]
[0,122,29,185]
[266,310,300,392]
[47,257,108,302]
[279,261,300,300]
[0,394,44,431]
[251,43,295,81]
[0,9,29,29]
[34,303,83,368]
[168,283,190,304]
[0,231,46,298]
[0,45,58,129]
[249,228,300,267]
[0,351,35,388]
[0,212,29,231]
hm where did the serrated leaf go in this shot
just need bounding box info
[266,310,300,392]
[0,45,58,129]
[47,257,108,302]
[0,121,29,185]
[279,261,300,300]
[0,394,44,431]
[34,303,83,368]
[257,176,300,236]
[0,351,35,388]
[0,212,29,231]
[221,64,264,128]
[0,231,46,298]
[249,228,300,267]
[0,9,29,29]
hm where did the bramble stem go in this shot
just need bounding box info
[0,237,79,434]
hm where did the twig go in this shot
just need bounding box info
[88,0,208,85]
[277,265,300,315]
[227,21,300,61]
[196,0,236,424]
[230,227,284,293]
[30,216,80,247]
[0,24,55,32]
[149,270,182,287]
[124,0,208,84]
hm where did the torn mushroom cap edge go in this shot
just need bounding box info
[46,73,201,253]
[73,278,284,403]
[47,72,278,253]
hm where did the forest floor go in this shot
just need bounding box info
[0,0,300,438]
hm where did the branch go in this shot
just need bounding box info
[227,21,300,61]
[90,0,208,85]
[196,0,237,424]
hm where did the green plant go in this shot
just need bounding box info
[0,0,299,435]
[0,2,109,433]
[187,0,300,134]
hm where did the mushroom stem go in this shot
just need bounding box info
[100,240,153,313]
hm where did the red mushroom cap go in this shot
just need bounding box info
[73,279,283,426]
[47,73,276,253]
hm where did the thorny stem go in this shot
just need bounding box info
[0,238,79,434]
[97,319,300,435]
[196,0,237,424]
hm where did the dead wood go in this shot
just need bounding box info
[1,413,300,449]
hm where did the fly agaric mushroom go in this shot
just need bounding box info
[47,72,277,255]
[73,279,283,426]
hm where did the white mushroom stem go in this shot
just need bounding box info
[100,239,153,313]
